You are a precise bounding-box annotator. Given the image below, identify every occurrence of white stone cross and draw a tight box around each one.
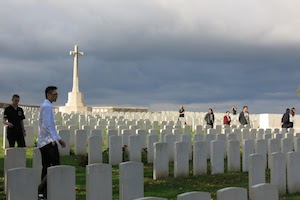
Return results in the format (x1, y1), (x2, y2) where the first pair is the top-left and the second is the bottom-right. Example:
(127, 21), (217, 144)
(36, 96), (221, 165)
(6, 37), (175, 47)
(70, 45), (84, 92)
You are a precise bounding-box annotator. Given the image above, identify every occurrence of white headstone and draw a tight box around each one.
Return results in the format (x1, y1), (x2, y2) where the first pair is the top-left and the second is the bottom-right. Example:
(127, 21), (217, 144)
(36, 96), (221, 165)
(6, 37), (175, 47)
(24, 125), (34, 147)
(181, 134), (192, 160)
(263, 133), (272, 141)
(193, 141), (207, 175)
(227, 140), (240, 172)
(242, 139), (255, 172)
(90, 129), (102, 138)
(226, 133), (237, 141)
(173, 128), (182, 141)
(183, 125), (191, 134)
(270, 152), (286, 195)
(68, 125), (78, 146)
(152, 121), (158, 130)
(249, 183), (278, 200)
(149, 129), (158, 135)
(3, 126), (9, 149)
(195, 125), (203, 134)
(273, 128), (280, 134)
(174, 142), (189, 177)
(119, 161), (144, 200)
(32, 147), (42, 179)
(75, 130), (87, 155)
(148, 134), (159, 164)
(86, 163), (112, 200)
(281, 138), (293, 154)
(295, 137), (300, 153)
(129, 135), (142, 162)
(107, 129), (118, 148)
(233, 129), (242, 141)
(268, 139), (280, 168)
(287, 152), (300, 194)
(88, 136), (102, 164)
(241, 128), (250, 141)
(165, 134), (175, 162)
(274, 133), (283, 140)
(7, 168), (39, 200)
(255, 139), (267, 169)
(205, 134), (216, 159)
(211, 140), (225, 174)
(193, 133), (204, 142)
(153, 142), (169, 180)
(47, 165), (76, 200)
(249, 153), (266, 189)
(137, 129), (147, 149)
(109, 135), (122, 165)
(217, 187), (247, 200)
(58, 130), (70, 156)
(177, 191), (211, 200)
(249, 129), (257, 140)
(4, 148), (26, 194)
(160, 129), (171, 142)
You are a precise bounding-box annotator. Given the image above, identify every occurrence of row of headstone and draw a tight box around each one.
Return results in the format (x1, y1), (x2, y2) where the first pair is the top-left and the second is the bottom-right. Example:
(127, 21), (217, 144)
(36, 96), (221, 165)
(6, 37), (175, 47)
(6, 160), (280, 200)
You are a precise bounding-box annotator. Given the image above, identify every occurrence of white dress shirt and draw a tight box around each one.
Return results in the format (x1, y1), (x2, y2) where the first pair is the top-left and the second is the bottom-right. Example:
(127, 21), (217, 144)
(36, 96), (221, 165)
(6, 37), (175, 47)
(37, 99), (61, 148)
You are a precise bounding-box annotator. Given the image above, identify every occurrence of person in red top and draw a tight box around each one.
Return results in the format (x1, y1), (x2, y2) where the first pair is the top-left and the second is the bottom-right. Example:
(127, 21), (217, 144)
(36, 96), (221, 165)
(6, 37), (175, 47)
(223, 111), (231, 125)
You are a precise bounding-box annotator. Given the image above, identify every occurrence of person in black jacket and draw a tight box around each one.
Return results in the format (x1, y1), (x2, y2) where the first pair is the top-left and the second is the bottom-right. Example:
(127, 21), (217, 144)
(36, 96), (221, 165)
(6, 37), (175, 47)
(281, 108), (291, 128)
(204, 108), (214, 128)
(3, 94), (26, 147)
(239, 106), (249, 125)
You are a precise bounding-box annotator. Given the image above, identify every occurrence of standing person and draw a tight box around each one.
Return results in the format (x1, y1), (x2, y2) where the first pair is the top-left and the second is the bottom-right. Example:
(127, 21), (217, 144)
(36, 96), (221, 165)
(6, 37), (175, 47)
(178, 105), (186, 125)
(204, 108), (215, 128)
(289, 107), (295, 128)
(239, 106), (250, 126)
(281, 108), (290, 128)
(223, 111), (231, 125)
(3, 94), (26, 147)
(231, 106), (237, 115)
(37, 86), (65, 199)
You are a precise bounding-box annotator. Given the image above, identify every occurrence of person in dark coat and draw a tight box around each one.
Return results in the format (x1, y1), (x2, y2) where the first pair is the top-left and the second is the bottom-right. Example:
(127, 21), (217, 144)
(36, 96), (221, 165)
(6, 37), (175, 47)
(231, 106), (237, 115)
(281, 108), (291, 128)
(204, 108), (215, 128)
(239, 106), (249, 125)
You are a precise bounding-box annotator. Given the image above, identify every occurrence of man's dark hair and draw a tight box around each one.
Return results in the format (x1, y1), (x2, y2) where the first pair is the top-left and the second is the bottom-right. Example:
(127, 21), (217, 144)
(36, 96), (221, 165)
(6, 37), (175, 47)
(45, 86), (57, 98)
(243, 106), (248, 109)
(12, 94), (20, 99)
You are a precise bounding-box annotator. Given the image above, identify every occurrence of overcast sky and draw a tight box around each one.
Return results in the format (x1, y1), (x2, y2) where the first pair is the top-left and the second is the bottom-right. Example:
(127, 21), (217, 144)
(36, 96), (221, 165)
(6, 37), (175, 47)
(1, 0), (300, 114)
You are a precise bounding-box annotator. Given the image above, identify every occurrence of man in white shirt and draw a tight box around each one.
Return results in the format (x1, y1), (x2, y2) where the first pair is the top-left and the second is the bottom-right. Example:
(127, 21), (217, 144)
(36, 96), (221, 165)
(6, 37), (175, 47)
(38, 86), (65, 199)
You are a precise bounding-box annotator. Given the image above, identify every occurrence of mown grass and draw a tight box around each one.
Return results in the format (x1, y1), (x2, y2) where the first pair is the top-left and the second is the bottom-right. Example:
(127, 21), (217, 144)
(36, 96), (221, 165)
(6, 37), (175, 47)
(1, 136), (300, 199)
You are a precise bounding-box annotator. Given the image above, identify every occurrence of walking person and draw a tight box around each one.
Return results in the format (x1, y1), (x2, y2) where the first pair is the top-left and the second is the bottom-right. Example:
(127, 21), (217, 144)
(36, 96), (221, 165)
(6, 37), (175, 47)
(231, 105), (237, 115)
(3, 94), (26, 147)
(204, 108), (215, 128)
(37, 86), (65, 199)
(239, 106), (250, 126)
(223, 111), (231, 125)
(289, 107), (296, 128)
(178, 105), (186, 125)
(281, 108), (290, 128)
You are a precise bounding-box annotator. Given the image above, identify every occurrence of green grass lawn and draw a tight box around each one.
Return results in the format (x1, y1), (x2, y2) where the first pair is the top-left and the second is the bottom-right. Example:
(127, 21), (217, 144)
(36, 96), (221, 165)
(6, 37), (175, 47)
(1, 137), (300, 199)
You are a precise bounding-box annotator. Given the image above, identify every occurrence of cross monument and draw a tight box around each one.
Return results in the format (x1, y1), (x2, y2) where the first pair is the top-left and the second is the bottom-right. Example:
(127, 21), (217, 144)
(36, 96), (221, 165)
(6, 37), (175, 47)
(59, 45), (92, 113)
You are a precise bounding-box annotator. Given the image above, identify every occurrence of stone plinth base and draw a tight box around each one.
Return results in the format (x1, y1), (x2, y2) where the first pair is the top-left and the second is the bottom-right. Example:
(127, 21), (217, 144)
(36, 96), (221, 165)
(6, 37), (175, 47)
(65, 91), (86, 107)
(59, 105), (92, 114)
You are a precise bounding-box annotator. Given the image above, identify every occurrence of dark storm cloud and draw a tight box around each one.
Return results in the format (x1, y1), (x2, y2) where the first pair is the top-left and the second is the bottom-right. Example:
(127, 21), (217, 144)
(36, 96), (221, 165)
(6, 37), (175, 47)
(1, 0), (300, 113)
